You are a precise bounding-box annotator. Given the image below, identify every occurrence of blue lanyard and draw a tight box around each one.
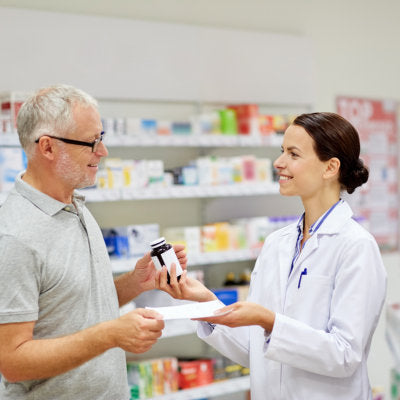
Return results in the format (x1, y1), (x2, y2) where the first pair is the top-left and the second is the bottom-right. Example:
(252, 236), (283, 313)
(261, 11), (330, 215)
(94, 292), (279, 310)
(289, 199), (342, 277)
(289, 225), (303, 277)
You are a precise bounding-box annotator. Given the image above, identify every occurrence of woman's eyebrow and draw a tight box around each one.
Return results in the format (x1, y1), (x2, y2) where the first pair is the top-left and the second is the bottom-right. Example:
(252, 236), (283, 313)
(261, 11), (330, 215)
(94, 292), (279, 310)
(282, 145), (302, 152)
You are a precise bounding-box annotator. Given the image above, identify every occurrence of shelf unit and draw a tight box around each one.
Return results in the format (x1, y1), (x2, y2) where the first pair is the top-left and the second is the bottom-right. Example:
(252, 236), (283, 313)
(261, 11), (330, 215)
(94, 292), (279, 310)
(1, 132), (281, 148)
(0, 85), (310, 400)
(100, 121), (300, 400)
(0, 133), (20, 147)
(0, 12), (316, 399)
(147, 375), (250, 400)
(105, 133), (283, 148)
(111, 247), (262, 274)
(80, 182), (279, 202)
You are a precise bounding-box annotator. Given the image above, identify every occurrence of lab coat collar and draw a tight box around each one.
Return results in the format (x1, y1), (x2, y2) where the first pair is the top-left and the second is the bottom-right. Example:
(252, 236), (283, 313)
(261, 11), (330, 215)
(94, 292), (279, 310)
(312, 200), (353, 235)
(279, 200), (354, 237)
(277, 200), (354, 302)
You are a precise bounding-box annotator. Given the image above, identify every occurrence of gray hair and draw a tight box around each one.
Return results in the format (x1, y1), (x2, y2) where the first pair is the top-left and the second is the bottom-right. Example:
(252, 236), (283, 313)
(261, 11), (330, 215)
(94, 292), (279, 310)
(17, 84), (98, 155)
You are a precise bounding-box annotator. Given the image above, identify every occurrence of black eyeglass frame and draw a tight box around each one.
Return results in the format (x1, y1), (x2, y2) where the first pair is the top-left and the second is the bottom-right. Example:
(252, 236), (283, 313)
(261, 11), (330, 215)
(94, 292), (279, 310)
(35, 131), (105, 153)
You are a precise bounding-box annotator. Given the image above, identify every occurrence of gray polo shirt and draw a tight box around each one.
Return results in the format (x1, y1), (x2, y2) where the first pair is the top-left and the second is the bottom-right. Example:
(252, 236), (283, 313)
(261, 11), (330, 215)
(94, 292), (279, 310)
(0, 174), (129, 399)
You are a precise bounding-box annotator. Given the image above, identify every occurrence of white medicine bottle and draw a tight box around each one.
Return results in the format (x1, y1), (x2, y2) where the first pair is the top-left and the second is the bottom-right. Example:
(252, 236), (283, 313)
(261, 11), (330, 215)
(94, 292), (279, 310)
(150, 237), (183, 283)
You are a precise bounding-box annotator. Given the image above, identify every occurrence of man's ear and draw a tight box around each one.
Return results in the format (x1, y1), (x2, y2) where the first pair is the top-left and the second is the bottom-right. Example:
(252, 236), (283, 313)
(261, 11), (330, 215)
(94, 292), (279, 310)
(323, 157), (340, 179)
(36, 137), (56, 160)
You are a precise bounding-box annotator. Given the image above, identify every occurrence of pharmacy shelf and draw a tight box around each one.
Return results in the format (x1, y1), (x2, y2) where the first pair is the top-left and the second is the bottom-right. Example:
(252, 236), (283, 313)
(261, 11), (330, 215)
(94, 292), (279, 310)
(105, 133), (282, 147)
(1, 180), (279, 206)
(0, 133), (283, 148)
(0, 185), (273, 206)
(189, 248), (261, 265)
(111, 248), (262, 274)
(80, 182), (279, 202)
(0, 133), (20, 147)
(146, 375), (250, 400)
(0, 185), (279, 206)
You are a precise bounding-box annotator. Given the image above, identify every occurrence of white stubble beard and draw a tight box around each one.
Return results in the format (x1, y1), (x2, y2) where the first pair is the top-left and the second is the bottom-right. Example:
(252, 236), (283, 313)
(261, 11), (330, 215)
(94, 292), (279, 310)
(54, 150), (96, 190)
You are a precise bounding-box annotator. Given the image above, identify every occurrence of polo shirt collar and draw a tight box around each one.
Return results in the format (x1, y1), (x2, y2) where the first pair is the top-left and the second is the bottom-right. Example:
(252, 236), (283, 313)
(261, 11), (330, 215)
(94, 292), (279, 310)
(14, 172), (86, 217)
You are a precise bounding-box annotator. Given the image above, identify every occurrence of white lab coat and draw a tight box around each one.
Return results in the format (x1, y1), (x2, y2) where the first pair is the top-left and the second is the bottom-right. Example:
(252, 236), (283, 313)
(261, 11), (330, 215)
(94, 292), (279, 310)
(198, 201), (386, 400)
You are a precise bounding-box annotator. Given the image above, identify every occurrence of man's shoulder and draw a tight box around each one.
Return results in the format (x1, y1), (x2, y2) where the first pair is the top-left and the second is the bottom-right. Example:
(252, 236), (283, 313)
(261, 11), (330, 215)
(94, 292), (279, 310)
(0, 190), (42, 236)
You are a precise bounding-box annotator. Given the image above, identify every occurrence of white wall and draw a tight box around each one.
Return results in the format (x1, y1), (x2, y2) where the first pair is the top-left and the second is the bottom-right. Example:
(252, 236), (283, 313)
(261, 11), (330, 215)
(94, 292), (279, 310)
(1, 0), (400, 110)
(0, 7), (315, 107)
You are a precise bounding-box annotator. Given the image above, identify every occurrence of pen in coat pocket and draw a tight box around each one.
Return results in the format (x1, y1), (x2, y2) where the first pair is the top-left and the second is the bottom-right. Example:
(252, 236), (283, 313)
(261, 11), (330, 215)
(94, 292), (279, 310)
(298, 268), (307, 289)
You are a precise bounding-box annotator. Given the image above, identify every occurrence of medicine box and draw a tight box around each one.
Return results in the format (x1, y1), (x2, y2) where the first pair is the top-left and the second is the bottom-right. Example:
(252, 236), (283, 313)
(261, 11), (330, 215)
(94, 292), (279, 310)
(178, 359), (214, 389)
(102, 227), (130, 258)
(128, 224), (160, 257)
(212, 286), (249, 306)
(102, 224), (159, 258)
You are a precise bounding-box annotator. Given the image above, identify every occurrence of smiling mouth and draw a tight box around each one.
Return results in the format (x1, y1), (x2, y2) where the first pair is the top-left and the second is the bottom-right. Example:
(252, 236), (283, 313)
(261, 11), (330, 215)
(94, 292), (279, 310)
(279, 175), (292, 181)
(88, 164), (98, 168)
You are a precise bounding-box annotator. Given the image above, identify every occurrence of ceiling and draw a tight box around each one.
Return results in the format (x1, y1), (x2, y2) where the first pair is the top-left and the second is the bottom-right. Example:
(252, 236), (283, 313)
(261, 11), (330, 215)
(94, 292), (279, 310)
(0, 0), (308, 35)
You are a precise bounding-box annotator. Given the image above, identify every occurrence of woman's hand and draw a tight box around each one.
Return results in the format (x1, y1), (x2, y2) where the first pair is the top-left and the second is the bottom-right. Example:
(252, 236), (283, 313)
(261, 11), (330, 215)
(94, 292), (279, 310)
(173, 244), (188, 271)
(195, 301), (275, 332)
(156, 264), (217, 303)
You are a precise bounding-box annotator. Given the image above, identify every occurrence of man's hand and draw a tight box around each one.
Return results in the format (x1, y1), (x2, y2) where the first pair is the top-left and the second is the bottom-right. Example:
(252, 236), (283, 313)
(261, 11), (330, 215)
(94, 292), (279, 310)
(132, 253), (156, 293)
(112, 308), (165, 354)
(172, 244), (188, 271)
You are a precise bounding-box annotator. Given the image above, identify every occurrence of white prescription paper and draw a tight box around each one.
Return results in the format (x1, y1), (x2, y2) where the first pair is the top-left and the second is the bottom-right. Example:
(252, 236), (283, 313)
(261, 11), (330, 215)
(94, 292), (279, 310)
(146, 300), (225, 320)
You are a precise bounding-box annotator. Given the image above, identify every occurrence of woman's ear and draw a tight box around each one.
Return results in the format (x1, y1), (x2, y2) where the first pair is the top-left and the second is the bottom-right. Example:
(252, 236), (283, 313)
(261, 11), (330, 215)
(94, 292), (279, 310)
(323, 157), (340, 179)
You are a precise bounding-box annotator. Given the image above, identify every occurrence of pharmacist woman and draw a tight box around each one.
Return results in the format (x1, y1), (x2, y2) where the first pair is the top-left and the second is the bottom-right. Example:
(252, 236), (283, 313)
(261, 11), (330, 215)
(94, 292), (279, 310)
(157, 112), (387, 400)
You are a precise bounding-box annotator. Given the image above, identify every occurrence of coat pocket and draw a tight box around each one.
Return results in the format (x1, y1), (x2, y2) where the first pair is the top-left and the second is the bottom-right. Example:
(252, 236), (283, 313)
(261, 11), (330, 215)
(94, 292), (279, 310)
(285, 274), (333, 330)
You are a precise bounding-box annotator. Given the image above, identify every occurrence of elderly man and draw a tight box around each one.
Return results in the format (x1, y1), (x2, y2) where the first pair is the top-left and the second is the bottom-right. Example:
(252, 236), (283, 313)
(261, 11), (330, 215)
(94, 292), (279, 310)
(0, 84), (186, 399)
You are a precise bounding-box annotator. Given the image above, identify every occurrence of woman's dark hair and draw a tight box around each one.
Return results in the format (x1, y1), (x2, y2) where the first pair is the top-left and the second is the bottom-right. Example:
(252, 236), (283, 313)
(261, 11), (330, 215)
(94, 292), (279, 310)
(292, 112), (369, 194)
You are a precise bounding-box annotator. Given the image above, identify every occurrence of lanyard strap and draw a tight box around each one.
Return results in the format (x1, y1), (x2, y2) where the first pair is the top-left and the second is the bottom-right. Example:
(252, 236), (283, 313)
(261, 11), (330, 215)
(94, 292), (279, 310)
(289, 199), (342, 277)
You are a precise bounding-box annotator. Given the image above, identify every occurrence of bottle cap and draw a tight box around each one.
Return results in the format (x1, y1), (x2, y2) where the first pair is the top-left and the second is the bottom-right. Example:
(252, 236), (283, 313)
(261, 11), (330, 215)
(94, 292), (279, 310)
(150, 237), (166, 248)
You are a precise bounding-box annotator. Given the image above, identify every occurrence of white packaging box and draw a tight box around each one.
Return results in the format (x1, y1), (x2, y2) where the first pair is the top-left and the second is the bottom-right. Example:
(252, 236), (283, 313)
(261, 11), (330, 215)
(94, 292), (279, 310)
(256, 157), (272, 182)
(184, 226), (201, 255)
(147, 160), (164, 186)
(131, 160), (149, 188)
(104, 158), (124, 189)
(128, 224), (160, 258)
(125, 117), (142, 137)
(101, 117), (116, 136)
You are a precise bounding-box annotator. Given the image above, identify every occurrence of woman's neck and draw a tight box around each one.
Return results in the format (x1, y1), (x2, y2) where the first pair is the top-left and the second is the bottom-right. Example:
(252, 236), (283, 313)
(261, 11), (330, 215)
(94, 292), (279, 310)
(302, 195), (340, 233)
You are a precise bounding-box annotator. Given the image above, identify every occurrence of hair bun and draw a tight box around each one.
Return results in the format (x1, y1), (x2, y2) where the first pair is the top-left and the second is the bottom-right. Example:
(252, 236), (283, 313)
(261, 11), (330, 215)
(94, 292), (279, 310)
(343, 158), (369, 194)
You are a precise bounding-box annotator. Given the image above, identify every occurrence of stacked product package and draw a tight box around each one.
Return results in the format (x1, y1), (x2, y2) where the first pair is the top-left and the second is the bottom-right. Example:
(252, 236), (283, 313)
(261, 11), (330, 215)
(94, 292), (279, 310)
(101, 104), (293, 139)
(127, 355), (249, 400)
(94, 154), (273, 191)
(127, 357), (179, 400)
(102, 224), (160, 259)
(102, 216), (298, 261)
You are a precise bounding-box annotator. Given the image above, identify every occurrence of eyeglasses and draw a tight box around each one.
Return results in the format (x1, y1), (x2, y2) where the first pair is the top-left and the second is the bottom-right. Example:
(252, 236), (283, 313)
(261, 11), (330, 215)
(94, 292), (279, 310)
(35, 131), (106, 153)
